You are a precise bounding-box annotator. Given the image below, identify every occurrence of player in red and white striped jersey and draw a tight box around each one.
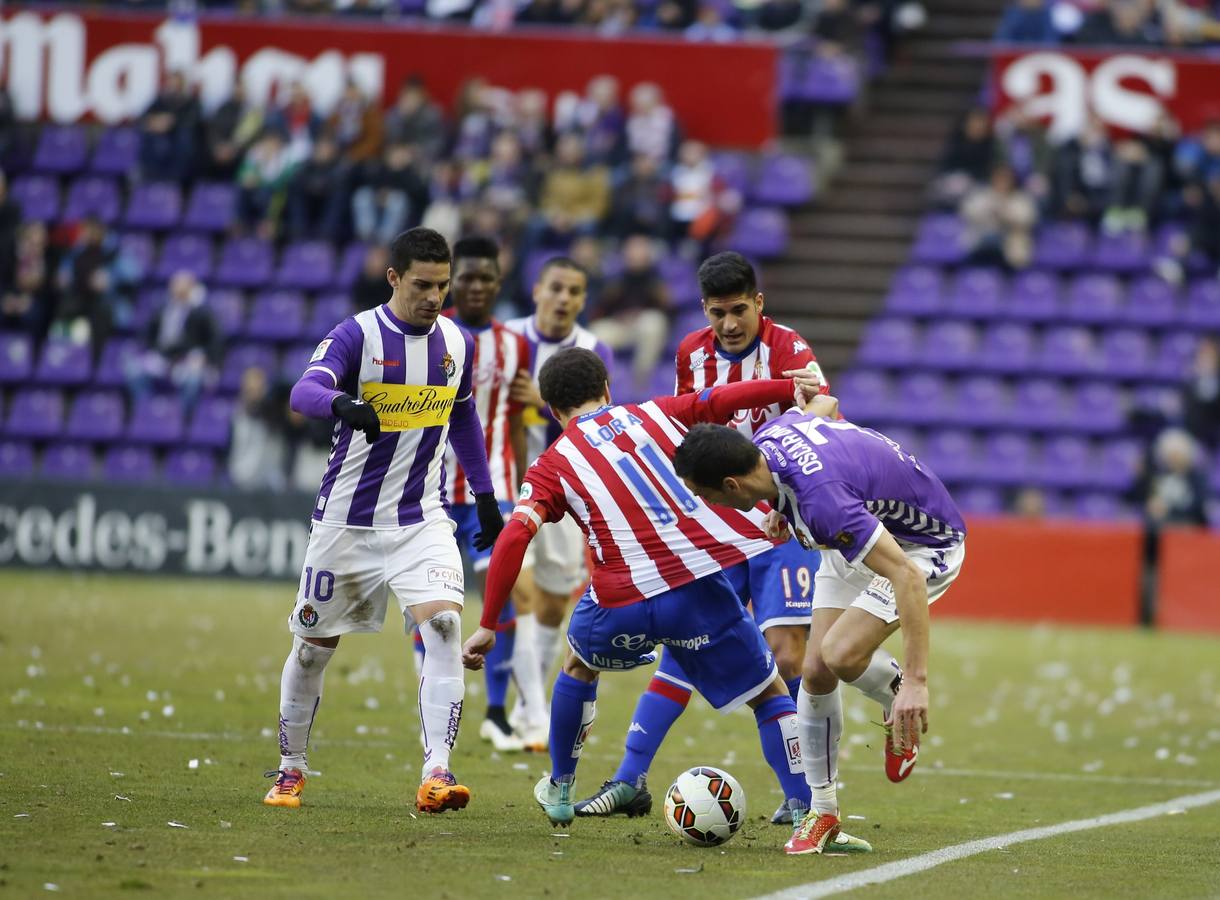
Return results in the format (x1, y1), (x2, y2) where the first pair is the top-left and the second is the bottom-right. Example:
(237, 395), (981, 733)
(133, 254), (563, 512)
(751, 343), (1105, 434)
(461, 348), (827, 842)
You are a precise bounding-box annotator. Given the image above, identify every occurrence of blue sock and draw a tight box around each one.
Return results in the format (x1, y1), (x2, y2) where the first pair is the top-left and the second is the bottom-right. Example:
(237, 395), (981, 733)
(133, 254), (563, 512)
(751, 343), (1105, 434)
(484, 602), (515, 710)
(549, 671), (598, 782)
(613, 659), (691, 784)
(754, 694), (811, 807)
(786, 677), (802, 702)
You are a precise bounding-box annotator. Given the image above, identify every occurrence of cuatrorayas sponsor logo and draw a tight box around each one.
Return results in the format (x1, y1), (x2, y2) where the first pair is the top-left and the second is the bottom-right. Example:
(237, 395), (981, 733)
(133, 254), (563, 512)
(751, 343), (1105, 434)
(359, 383), (456, 430)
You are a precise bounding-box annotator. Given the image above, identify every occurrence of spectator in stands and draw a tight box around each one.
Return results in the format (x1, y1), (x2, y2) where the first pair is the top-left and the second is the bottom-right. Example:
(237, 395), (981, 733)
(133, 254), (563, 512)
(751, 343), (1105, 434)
(933, 107), (998, 207)
(555, 76), (626, 165)
(994, 109), (1050, 198)
(517, 0), (586, 25)
(466, 132), (535, 224)
(669, 139), (736, 250)
(451, 79), (499, 162)
(1154, 121), (1220, 283)
(960, 164), (1038, 270)
(203, 82), (266, 179)
(512, 89), (553, 159)
(1174, 120), (1220, 193)
(419, 160), (463, 241)
(995, 0), (1059, 43)
(228, 366), (289, 492)
(286, 405), (334, 492)
(1011, 486), (1048, 518)
(589, 234), (671, 388)
(1160, 0), (1220, 44)
(1, 222), (54, 338)
(1101, 137), (1162, 233)
(236, 130), (296, 237)
(757, 0), (803, 31)
(0, 170), (19, 282)
(352, 245), (391, 312)
(569, 234), (606, 314)
(626, 83), (678, 165)
(610, 152), (670, 238)
(0, 93), (14, 166)
(530, 132), (611, 247)
(139, 70), (201, 182)
(352, 141), (430, 245)
(1072, 0), (1162, 45)
(53, 219), (139, 356)
(655, 0), (698, 29)
(1183, 337), (1220, 450)
(126, 270), (220, 412)
(812, 0), (860, 55)
(285, 135), (349, 241)
(274, 83), (322, 166)
(1136, 428), (1209, 527)
(1050, 113), (1113, 221)
(384, 76), (447, 162)
(327, 81), (384, 164)
(685, 3), (738, 41)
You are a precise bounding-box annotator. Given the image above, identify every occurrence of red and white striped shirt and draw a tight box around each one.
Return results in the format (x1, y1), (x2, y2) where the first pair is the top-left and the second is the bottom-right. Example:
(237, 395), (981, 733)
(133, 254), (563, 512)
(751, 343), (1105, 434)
(443, 316), (531, 504)
(675, 316), (825, 436)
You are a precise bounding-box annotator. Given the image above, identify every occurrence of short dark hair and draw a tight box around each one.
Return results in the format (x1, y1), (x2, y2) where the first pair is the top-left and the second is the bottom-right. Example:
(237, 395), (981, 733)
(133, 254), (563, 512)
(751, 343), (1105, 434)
(538, 348), (608, 414)
(672, 424), (762, 488)
(698, 252), (756, 300)
(537, 256), (587, 285)
(452, 235), (501, 272)
(389, 227), (451, 275)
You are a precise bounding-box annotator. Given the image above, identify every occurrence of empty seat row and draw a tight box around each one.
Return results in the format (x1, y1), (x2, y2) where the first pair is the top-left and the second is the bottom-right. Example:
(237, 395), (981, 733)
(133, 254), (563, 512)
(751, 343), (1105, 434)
(0, 439), (219, 486)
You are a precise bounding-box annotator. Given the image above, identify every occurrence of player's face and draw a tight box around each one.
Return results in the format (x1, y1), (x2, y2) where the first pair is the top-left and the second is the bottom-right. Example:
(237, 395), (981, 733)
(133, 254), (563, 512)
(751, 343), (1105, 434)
(533, 266), (587, 338)
(704, 293), (763, 354)
(451, 257), (501, 326)
(684, 476), (753, 511)
(389, 260), (451, 328)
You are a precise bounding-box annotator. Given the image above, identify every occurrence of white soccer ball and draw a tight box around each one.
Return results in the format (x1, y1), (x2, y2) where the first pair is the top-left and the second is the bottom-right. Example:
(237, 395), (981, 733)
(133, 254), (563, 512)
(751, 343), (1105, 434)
(662, 766), (745, 847)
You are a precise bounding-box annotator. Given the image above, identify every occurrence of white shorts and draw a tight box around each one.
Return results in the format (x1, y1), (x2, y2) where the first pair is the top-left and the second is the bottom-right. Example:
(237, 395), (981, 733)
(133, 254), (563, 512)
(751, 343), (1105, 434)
(288, 519), (464, 638)
(532, 515), (586, 596)
(813, 527), (966, 625)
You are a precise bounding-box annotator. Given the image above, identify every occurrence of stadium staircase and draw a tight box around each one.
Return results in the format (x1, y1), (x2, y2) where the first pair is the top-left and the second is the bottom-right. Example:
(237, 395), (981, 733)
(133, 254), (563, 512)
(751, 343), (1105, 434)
(765, 0), (1008, 380)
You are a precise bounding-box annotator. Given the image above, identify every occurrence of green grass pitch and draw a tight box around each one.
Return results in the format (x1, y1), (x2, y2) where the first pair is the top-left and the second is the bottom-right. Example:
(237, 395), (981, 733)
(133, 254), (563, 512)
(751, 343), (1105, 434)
(3, 569), (1219, 898)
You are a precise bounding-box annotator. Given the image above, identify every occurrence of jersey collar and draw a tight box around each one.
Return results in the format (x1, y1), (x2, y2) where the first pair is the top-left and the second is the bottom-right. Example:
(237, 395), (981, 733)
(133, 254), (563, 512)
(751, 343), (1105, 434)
(529, 317), (575, 345)
(379, 304), (434, 336)
(574, 404), (612, 423)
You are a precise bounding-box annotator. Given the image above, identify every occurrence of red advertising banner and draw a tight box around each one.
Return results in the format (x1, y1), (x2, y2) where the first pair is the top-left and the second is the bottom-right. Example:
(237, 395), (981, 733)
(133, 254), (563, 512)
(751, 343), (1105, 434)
(0, 8), (778, 148)
(992, 48), (1220, 138)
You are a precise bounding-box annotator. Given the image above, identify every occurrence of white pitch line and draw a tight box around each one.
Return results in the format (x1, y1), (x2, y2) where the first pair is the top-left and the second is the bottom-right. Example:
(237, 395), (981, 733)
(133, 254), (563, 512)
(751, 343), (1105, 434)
(837, 763), (1216, 790)
(753, 788), (1220, 900)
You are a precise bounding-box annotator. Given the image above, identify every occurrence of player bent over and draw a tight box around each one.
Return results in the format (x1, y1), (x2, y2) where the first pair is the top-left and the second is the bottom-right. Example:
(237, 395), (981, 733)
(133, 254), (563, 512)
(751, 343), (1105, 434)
(462, 348), (866, 852)
(673, 396), (967, 854)
(262, 228), (503, 813)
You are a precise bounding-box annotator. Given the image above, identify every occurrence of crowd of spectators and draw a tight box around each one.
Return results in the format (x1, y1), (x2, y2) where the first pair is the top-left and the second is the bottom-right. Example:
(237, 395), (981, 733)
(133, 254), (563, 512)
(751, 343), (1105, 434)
(996, 0), (1220, 47)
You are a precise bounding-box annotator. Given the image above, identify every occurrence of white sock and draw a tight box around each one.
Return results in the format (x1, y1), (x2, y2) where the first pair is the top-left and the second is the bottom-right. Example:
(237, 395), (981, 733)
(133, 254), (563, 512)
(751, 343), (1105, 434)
(278, 637), (335, 771)
(797, 685), (842, 815)
(418, 610), (465, 779)
(536, 622), (563, 681)
(846, 649), (903, 721)
(512, 613), (549, 729)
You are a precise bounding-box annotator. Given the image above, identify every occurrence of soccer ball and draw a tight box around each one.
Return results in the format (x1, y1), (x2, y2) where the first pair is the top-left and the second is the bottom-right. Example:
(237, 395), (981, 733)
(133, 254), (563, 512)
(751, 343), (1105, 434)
(662, 766), (745, 847)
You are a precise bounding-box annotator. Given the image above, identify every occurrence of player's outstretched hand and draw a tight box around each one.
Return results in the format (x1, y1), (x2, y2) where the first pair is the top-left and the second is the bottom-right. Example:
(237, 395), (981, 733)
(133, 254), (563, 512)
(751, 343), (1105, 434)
(462, 626), (496, 670)
(762, 509), (791, 542)
(889, 680), (929, 754)
(332, 395), (381, 444)
(508, 369), (544, 409)
(472, 492), (505, 551)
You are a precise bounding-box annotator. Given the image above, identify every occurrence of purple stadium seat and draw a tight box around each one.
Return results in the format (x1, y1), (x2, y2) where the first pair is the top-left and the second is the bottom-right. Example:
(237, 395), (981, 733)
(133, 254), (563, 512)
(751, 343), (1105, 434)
(0, 441), (36, 479)
(1037, 435), (1092, 489)
(1153, 331), (1199, 382)
(974, 432), (1033, 486)
(41, 443), (97, 481)
(156, 233), (215, 281)
(280, 343), (317, 383)
(944, 267), (1004, 320)
(955, 485), (1003, 515)
(1010, 378), (1070, 431)
(1124, 276), (1179, 328)
(877, 426), (921, 458)
(751, 154), (814, 207)
(723, 208), (788, 258)
(659, 256), (700, 307)
(910, 214), (966, 265)
(919, 320), (978, 371)
(779, 52), (860, 104)
(1068, 381), (1125, 435)
(35, 337), (93, 387)
(1183, 280), (1220, 330)
(164, 448), (217, 486)
(103, 445), (157, 483)
(126, 395), (185, 445)
(889, 373), (949, 425)
(220, 344), (279, 391)
(247, 291), (306, 342)
(130, 288), (166, 335)
(94, 338), (141, 389)
(828, 370), (891, 423)
(1131, 383), (1182, 419)
(118, 232), (156, 280)
(64, 390), (126, 443)
(9, 175), (60, 222)
(1093, 438), (1142, 491)
(1076, 493), (1132, 520)
(711, 153), (753, 195)
(187, 395), (235, 449)
(276, 241), (335, 291)
(90, 127), (140, 176)
(1063, 274), (1122, 325)
(124, 182), (182, 230)
(1006, 270), (1061, 322)
(1099, 329), (1153, 380)
(976, 322), (1034, 374)
(32, 125), (89, 175)
(921, 429), (976, 482)
(5, 387), (64, 441)
(857, 318), (919, 368)
(182, 182), (237, 232)
(207, 289), (247, 338)
(1091, 231), (1150, 273)
(0, 333), (35, 384)
(62, 176), (122, 225)
(1037, 326), (1102, 377)
(885, 267), (943, 317)
(309, 293), (355, 339)
(334, 243), (370, 289)
(1033, 221), (1091, 270)
(215, 237), (274, 288)
(947, 375), (1010, 428)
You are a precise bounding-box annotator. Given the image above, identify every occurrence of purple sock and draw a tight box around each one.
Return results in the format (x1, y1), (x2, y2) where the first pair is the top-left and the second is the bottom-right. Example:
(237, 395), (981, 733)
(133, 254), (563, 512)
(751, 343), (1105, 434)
(754, 694), (811, 807)
(549, 671), (598, 782)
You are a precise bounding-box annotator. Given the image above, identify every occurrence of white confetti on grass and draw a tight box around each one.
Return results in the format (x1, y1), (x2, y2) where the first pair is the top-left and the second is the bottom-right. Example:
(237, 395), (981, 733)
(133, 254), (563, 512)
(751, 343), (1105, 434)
(233, 856), (249, 863)
(168, 821), (189, 828)
(188, 759), (199, 770)
(43, 884), (59, 892)
(995, 792), (1015, 800)
(102, 822), (117, 827)
(115, 795), (132, 802)
(494, 875), (513, 882)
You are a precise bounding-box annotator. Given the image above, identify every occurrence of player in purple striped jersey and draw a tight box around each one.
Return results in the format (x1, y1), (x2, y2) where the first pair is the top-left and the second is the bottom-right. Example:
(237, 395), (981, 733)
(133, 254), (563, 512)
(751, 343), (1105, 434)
(262, 228), (504, 814)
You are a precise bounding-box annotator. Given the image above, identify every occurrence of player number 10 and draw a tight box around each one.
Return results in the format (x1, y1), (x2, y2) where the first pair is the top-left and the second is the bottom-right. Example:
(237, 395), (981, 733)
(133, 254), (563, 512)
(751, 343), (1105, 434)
(301, 567), (336, 602)
(781, 566), (812, 599)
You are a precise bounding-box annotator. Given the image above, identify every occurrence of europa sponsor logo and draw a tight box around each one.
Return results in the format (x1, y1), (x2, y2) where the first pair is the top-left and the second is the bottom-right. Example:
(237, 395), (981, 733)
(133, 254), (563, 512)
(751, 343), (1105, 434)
(658, 634), (710, 651)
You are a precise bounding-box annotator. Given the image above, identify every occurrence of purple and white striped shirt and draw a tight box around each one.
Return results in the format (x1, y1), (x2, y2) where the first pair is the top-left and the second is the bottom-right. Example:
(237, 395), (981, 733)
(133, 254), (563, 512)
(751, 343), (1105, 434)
(293, 304), (492, 529)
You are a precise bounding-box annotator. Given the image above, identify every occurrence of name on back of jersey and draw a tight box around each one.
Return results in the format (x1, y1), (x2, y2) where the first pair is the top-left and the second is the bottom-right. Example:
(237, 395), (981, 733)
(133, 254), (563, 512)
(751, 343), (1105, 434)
(758, 423), (824, 475)
(583, 411), (643, 447)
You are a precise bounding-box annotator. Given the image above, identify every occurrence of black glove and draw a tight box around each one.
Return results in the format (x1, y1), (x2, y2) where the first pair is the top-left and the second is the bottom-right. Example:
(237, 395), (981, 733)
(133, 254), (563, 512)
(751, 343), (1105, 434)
(472, 492), (505, 552)
(332, 395), (380, 445)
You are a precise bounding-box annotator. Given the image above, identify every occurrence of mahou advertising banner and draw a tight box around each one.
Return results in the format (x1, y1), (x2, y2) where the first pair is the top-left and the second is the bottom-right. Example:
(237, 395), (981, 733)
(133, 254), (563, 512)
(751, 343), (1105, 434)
(0, 8), (779, 147)
(993, 48), (1220, 139)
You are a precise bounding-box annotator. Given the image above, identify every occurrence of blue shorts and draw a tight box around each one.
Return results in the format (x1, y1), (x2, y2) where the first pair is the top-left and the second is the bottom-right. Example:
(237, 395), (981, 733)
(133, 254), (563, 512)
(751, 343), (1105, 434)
(725, 540), (819, 632)
(449, 500), (513, 571)
(565, 572), (779, 712)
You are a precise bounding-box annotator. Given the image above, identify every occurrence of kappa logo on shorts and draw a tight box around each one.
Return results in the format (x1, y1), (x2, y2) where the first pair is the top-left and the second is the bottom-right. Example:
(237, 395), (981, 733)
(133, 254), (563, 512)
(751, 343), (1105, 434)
(298, 604), (319, 628)
(427, 567), (463, 590)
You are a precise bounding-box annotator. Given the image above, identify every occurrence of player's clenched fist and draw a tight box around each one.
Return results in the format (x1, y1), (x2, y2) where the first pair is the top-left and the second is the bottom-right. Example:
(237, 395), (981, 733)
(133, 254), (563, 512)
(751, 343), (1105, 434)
(331, 395), (381, 444)
(462, 626), (497, 670)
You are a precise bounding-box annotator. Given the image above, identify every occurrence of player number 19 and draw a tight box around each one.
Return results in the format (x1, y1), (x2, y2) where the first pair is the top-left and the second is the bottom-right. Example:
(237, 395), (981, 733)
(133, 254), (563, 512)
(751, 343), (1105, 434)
(781, 566), (812, 599)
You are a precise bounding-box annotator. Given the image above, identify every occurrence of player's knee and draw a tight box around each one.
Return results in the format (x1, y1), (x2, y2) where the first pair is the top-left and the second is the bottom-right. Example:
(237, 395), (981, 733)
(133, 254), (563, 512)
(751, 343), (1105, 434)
(819, 632), (866, 679)
(423, 610), (462, 646)
(295, 636), (336, 670)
